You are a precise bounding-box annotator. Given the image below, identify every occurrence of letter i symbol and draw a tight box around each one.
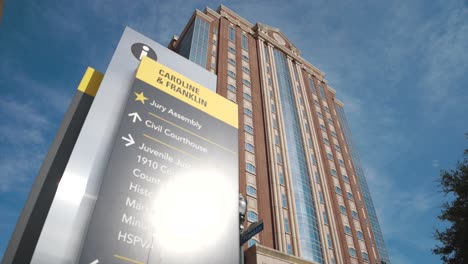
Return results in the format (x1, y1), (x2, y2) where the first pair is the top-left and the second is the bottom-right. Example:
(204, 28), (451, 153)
(139, 45), (150, 60)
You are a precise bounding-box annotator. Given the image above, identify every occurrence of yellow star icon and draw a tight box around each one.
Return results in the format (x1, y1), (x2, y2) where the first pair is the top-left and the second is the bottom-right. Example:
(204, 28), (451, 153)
(134, 91), (148, 104)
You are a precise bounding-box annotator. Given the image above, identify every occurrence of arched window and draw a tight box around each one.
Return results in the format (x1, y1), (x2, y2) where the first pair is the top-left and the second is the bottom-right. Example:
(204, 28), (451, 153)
(362, 252), (369, 261)
(244, 124), (254, 134)
(247, 211), (258, 222)
(246, 163), (256, 174)
(247, 185), (257, 197)
(245, 142), (255, 153)
(335, 186), (342, 195)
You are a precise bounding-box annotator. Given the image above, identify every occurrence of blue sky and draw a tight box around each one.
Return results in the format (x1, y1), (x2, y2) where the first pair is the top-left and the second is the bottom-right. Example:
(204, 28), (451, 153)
(0, 0), (467, 263)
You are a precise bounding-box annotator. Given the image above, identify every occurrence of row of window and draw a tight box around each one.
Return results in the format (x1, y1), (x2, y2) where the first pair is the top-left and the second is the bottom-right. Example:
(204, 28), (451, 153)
(339, 205), (359, 219)
(349, 248), (369, 261)
(228, 26), (249, 51)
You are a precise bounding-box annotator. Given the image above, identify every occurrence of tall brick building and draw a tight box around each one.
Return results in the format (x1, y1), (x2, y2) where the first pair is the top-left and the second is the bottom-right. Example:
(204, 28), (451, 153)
(168, 5), (390, 264)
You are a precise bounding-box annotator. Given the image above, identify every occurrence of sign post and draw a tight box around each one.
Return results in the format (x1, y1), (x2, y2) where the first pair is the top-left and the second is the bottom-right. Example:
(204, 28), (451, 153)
(78, 57), (239, 264)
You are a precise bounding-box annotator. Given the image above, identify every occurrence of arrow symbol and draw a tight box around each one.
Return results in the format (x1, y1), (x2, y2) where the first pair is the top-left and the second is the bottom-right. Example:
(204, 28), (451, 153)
(122, 134), (135, 147)
(90, 259), (99, 264)
(128, 112), (142, 123)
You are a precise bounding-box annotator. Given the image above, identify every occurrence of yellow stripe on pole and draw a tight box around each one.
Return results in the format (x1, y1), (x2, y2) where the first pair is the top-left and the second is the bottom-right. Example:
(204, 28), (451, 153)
(77, 67), (104, 97)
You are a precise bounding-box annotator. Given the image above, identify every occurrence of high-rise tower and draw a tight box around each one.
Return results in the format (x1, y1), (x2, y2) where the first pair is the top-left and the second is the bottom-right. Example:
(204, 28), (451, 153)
(169, 6), (390, 264)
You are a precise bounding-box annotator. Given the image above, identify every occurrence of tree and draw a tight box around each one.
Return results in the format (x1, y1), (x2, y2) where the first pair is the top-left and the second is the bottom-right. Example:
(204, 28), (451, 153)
(433, 146), (468, 264)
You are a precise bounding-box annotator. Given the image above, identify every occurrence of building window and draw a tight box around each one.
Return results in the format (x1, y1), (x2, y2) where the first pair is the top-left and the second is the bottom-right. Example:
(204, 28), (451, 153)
(331, 131), (337, 138)
(264, 46), (269, 62)
(323, 211), (328, 225)
(242, 79), (251, 87)
(315, 171), (320, 183)
(357, 230), (364, 240)
(349, 248), (357, 258)
(242, 55), (249, 62)
(317, 112), (323, 119)
(338, 159), (344, 166)
(344, 225), (351, 235)
(275, 135), (280, 145)
(228, 46), (236, 54)
(362, 252), (369, 261)
(335, 186), (342, 195)
(242, 34), (248, 50)
(244, 124), (254, 134)
(279, 172), (285, 185)
(308, 138), (313, 148)
(318, 191), (324, 203)
(277, 153), (282, 165)
(327, 153), (333, 160)
(287, 243), (292, 255)
(327, 233), (333, 248)
(227, 84), (236, 93)
(328, 118), (333, 124)
(246, 163), (256, 174)
(324, 138), (330, 146)
(247, 211), (258, 222)
(342, 175), (350, 183)
(229, 26), (235, 42)
(281, 193), (287, 208)
(331, 169), (337, 176)
(284, 217), (290, 233)
(243, 92), (252, 101)
(244, 108), (253, 117)
(352, 210), (359, 219)
(267, 78), (272, 86)
(308, 78), (316, 95)
(324, 106), (330, 113)
(347, 192), (354, 201)
(247, 185), (257, 197)
(242, 66), (250, 74)
(320, 124), (327, 131)
(339, 205), (347, 214)
(318, 85), (326, 99)
(334, 144), (341, 152)
(245, 142), (255, 153)
(271, 104), (276, 113)
(304, 125), (309, 133)
(273, 118), (278, 129)
(228, 70), (236, 78)
(248, 239), (258, 248)
(228, 58), (236, 65)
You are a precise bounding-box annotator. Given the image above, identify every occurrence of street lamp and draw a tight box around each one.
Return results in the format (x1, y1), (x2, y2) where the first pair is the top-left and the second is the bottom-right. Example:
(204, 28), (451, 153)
(239, 194), (247, 264)
(239, 194), (247, 232)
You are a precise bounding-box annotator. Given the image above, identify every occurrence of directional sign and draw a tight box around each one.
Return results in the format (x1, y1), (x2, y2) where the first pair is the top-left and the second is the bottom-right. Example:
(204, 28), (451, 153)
(128, 112), (142, 123)
(78, 57), (239, 264)
(121, 134), (135, 147)
(240, 220), (264, 246)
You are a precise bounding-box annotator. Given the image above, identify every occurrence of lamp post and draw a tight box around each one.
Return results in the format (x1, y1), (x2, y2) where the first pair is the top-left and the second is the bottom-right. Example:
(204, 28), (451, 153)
(239, 194), (247, 264)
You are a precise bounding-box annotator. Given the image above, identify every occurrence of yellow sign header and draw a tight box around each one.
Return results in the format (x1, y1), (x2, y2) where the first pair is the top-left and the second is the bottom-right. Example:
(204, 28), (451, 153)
(136, 57), (238, 128)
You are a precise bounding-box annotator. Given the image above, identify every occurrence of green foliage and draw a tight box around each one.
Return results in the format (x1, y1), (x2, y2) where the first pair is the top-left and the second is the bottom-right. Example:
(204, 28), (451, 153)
(433, 147), (468, 264)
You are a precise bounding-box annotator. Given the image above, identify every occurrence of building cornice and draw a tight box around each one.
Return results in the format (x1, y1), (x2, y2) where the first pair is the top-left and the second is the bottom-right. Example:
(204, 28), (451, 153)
(205, 7), (220, 19)
(254, 27), (325, 79)
(335, 99), (345, 107)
